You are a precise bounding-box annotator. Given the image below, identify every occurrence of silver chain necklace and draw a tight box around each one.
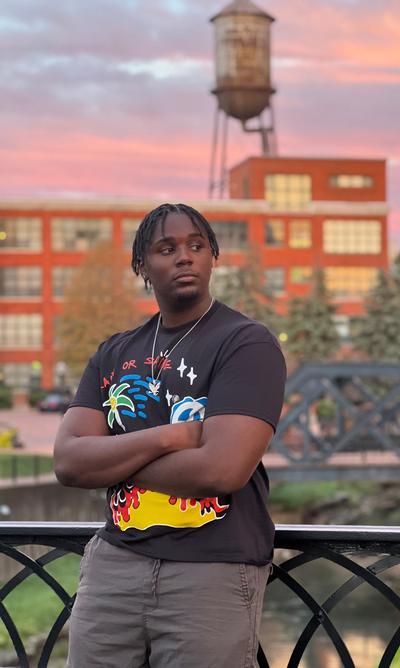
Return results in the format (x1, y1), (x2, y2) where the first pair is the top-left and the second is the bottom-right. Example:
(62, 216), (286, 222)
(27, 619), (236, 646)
(149, 298), (215, 396)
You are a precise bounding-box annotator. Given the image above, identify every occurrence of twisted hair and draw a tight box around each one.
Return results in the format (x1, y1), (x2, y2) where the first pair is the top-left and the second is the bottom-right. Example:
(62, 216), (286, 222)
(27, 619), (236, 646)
(132, 203), (219, 289)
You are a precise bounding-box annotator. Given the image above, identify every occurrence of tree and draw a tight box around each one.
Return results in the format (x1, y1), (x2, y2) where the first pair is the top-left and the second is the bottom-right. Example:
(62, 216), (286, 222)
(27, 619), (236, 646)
(284, 269), (340, 363)
(58, 243), (142, 379)
(355, 256), (400, 362)
(212, 248), (282, 335)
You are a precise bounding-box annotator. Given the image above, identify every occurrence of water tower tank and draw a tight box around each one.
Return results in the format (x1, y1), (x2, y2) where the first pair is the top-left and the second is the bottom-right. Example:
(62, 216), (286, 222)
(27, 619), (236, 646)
(210, 0), (275, 121)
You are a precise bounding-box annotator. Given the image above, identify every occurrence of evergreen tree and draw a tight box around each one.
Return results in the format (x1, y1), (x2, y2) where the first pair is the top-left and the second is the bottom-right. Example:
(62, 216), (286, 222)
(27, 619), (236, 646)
(355, 258), (400, 362)
(58, 242), (142, 379)
(212, 248), (282, 335)
(284, 269), (340, 363)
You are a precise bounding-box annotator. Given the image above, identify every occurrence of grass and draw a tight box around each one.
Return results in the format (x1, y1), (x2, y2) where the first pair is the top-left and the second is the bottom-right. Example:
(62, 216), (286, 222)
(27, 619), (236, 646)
(392, 649), (400, 667)
(375, 649), (400, 668)
(0, 553), (80, 650)
(269, 480), (382, 512)
(0, 453), (53, 479)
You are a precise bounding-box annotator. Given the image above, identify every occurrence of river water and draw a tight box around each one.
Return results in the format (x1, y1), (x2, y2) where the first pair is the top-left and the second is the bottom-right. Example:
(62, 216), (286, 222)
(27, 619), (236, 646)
(259, 552), (399, 668)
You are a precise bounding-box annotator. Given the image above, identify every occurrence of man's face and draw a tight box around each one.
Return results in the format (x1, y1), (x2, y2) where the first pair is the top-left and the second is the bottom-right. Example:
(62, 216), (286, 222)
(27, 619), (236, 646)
(142, 212), (213, 307)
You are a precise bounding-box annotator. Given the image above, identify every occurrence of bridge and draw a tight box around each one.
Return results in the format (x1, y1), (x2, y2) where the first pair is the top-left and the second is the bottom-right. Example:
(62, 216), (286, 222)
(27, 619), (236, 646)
(265, 363), (400, 482)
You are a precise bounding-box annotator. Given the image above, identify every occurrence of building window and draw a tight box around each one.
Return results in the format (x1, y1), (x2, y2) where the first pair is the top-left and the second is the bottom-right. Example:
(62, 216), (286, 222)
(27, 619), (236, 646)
(210, 264), (239, 288)
(51, 218), (112, 251)
(210, 265), (243, 302)
(265, 267), (285, 295)
(265, 220), (284, 247)
(0, 363), (38, 390)
(325, 267), (378, 299)
(210, 221), (248, 250)
(0, 314), (42, 349)
(289, 220), (312, 249)
(290, 267), (313, 285)
(0, 267), (42, 298)
(122, 219), (141, 251)
(52, 267), (78, 298)
(265, 174), (311, 210)
(323, 220), (381, 254)
(330, 175), (374, 189)
(0, 217), (42, 251)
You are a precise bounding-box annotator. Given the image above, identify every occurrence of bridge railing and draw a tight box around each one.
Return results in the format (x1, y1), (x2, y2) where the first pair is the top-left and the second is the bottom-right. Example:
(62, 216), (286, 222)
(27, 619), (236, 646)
(272, 363), (400, 479)
(0, 522), (398, 668)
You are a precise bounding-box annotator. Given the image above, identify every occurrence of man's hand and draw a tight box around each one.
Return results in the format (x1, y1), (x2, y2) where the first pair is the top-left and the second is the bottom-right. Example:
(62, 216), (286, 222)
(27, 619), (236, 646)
(166, 421), (203, 451)
(133, 414), (275, 498)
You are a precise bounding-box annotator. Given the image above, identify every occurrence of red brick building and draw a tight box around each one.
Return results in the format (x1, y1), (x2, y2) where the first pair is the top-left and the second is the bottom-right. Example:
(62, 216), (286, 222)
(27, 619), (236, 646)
(0, 156), (388, 390)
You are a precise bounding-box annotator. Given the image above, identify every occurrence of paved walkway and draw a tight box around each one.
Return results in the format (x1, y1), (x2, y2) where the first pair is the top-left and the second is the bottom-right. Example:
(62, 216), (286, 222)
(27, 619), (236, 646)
(0, 408), (62, 454)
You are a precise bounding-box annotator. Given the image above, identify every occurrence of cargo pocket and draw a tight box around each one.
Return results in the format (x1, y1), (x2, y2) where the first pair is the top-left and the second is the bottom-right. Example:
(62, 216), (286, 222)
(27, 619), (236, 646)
(78, 534), (97, 583)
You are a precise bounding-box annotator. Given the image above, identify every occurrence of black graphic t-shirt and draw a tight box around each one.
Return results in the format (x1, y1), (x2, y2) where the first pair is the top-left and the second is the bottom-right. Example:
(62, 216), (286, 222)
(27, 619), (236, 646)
(70, 301), (286, 565)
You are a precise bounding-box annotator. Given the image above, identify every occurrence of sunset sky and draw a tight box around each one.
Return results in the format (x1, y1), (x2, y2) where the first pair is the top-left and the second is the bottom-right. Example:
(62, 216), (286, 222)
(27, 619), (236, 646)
(0, 0), (399, 250)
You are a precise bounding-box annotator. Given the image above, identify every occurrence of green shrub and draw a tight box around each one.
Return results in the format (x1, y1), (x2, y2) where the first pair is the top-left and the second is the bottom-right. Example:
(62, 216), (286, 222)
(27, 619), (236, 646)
(315, 397), (337, 421)
(269, 481), (381, 512)
(28, 387), (47, 408)
(0, 384), (12, 409)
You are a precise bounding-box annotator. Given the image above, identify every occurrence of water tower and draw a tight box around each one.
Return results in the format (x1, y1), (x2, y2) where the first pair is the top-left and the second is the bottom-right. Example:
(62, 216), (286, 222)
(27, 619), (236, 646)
(208, 0), (276, 197)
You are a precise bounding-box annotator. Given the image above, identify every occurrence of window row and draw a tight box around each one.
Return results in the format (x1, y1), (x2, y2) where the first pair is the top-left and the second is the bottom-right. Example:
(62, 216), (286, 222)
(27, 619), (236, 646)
(211, 266), (378, 297)
(265, 219), (382, 253)
(0, 217), (142, 252)
(0, 266), (152, 299)
(0, 216), (383, 254)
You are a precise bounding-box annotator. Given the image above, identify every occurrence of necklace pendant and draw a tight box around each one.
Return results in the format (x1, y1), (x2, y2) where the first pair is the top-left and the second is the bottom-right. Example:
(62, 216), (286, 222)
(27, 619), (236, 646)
(149, 380), (161, 396)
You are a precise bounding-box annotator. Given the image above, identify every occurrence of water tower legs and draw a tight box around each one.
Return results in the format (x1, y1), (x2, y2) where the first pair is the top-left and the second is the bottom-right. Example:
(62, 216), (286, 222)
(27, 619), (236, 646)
(242, 102), (277, 156)
(208, 106), (229, 199)
(208, 100), (277, 198)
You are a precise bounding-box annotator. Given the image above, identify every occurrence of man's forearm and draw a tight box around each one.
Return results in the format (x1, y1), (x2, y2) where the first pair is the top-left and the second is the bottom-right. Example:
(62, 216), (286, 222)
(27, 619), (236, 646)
(54, 417), (201, 489)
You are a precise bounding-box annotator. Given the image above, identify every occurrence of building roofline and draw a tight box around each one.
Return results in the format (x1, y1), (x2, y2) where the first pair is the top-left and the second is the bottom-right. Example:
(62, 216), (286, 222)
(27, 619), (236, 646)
(0, 197), (389, 216)
(231, 155), (387, 169)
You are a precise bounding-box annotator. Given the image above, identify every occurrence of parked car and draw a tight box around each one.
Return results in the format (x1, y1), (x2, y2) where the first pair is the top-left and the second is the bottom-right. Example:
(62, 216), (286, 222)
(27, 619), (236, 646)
(0, 422), (24, 449)
(37, 392), (72, 413)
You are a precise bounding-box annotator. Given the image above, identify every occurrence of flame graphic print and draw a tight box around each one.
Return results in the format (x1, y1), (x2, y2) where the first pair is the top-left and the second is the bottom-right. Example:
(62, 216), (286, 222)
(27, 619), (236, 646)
(110, 395), (230, 531)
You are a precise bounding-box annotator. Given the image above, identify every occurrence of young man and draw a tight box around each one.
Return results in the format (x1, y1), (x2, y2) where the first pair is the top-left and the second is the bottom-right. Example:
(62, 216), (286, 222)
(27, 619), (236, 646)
(54, 202), (286, 668)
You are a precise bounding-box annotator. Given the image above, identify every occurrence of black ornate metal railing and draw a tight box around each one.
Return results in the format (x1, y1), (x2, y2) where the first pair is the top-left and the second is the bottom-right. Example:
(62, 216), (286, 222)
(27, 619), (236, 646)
(0, 523), (398, 667)
(273, 363), (400, 470)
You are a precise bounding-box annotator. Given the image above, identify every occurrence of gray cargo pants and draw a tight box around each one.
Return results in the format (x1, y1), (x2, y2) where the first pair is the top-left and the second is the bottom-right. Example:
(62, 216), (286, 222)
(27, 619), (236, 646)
(67, 535), (271, 668)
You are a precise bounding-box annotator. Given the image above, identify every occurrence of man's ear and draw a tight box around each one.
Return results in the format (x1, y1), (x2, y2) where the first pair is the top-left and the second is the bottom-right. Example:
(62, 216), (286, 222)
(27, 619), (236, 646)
(139, 262), (152, 291)
(139, 261), (148, 282)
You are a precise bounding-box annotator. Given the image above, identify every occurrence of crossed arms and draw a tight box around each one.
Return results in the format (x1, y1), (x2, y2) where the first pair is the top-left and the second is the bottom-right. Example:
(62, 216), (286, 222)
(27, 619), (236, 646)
(54, 408), (274, 497)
